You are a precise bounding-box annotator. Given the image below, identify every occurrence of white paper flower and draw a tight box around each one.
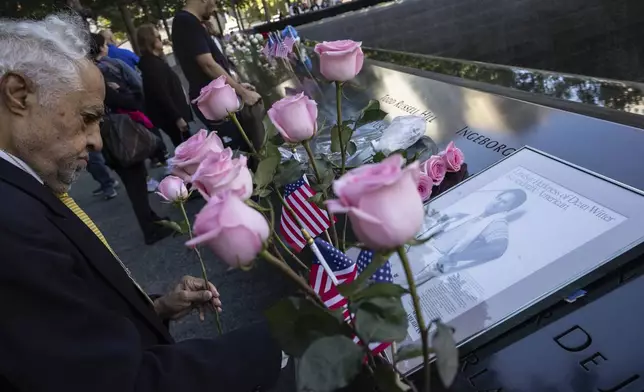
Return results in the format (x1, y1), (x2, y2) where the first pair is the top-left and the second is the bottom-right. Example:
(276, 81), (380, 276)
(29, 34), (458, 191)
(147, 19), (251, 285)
(250, 37), (258, 45)
(254, 33), (263, 41)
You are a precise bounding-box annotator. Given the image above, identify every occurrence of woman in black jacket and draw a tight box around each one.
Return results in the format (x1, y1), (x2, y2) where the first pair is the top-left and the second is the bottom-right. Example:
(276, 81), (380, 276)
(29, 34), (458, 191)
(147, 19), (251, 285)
(136, 24), (193, 147)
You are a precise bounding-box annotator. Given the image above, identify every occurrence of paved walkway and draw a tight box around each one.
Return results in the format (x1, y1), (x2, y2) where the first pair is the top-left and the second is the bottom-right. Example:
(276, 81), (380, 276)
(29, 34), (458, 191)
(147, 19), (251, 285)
(69, 142), (296, 390)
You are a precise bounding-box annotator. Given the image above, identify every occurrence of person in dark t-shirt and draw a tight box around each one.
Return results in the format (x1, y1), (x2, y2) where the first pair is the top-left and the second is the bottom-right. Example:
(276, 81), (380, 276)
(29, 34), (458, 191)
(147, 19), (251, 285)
(171, 0), (260, 150)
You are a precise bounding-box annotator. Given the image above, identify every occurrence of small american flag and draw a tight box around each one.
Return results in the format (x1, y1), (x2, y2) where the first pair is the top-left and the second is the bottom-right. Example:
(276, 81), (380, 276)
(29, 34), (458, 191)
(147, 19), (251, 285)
(310, 238), (357, 316)
(261, 42), (272, 57)
(283, 36), (296, 54)
(355, 249), (394, 355)
(311, 241), (394, 355)
(279, 176), (333, 252)
(274, 40), (289, 58)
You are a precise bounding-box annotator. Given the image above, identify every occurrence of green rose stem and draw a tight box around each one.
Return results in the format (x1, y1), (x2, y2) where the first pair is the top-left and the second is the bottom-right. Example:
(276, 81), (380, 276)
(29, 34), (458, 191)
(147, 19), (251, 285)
(179, 201), (223, 335)
(335, 81), (346, 176)
(273, 233), (310, 272)
(229, 112), (258, 155)
(259, 250), (324, 307)
(396, 246), (430, 392)
(302, 140), (339, 248)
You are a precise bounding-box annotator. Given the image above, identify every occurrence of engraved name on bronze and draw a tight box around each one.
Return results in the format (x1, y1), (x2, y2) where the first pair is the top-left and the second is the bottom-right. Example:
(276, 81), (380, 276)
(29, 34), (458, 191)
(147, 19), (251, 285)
(455, 127), (518, 157)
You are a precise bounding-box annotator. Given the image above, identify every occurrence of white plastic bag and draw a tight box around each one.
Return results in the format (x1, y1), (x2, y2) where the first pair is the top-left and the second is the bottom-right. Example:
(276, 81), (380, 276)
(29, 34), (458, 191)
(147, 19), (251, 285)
(371, 115), (426, 155)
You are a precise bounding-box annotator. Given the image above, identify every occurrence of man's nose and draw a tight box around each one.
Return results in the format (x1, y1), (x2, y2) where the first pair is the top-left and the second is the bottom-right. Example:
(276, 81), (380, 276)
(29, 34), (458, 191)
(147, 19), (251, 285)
(87, 123), (103, 152)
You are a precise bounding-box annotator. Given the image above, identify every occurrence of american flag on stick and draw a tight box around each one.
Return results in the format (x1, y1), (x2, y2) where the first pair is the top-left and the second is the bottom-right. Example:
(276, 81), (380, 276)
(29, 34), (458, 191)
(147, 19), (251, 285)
(279, 176), (333, 252)
(311, 240), (394, 355)
(310, 238), (357, 319)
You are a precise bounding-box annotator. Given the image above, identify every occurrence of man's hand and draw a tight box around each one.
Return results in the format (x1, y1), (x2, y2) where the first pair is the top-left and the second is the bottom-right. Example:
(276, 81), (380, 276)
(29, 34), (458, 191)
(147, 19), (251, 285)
(176, 118), (189, 133)
(240, 82), (256, 91)
(153, 276), (222, 321)
(241, 89), (261, 106)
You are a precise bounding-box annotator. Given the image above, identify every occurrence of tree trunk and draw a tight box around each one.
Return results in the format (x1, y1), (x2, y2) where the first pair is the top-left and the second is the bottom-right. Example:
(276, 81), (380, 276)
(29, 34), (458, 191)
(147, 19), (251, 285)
(118, 3), (140, 55)
(233, 5), (245, 31)
(153, 0), (171, 37)
(261, 0), (270, 22)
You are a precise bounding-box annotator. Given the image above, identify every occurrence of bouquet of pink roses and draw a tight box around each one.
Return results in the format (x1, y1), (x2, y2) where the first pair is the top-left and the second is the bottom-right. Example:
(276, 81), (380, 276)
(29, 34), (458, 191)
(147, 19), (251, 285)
(157, 39), (467, 392)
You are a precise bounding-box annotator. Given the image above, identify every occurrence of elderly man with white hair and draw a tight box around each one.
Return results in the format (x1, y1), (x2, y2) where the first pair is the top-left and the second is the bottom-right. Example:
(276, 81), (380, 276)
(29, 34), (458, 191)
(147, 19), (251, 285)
(0, 14), (280, 392)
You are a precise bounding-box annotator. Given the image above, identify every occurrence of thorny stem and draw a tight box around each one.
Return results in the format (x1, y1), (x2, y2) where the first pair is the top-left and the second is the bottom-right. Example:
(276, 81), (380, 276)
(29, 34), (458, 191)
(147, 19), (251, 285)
(335, 81), (346, 176)
(302, 140), (338, 247)
(179, 202), (223, 335)
(397, 246), (430, 392)
(229, 112), (258, 155)
(274, 233), (310, 272)
(260, 250), (324, 307)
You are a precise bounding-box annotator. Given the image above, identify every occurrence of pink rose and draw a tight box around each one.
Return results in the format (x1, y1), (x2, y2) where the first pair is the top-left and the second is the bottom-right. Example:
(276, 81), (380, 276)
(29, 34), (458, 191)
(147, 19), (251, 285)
(422, 155), (446, 185)
(314, 40), (364, 82)
(417, 174), (433, 202)
(186, 191), (270, 268)
(156, 175), (188, 202)
(192, 75), (240, 121)
(327, 154), (424, 250)
(267, 92), (318, 143)
(170, 129), (225, 181)
(191, 148), (253, 201)
(440, 141), (465, 172)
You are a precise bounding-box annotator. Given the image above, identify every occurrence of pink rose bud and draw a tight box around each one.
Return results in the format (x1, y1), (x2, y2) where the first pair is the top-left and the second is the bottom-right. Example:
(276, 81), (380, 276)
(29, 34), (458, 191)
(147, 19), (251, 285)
(417, 174), (433, 202)
(156, 175), (189, 202)
(326, 154), (424, 250)
(170, 129), (225, 181)
(191, 148), (253, 201)
(192, 75), (240, 121)
(423, 155), (446, 185)
(186, 191), (270, 268)
(267, 92), (318, 143)
(314, 40), (364, 82)
(441, 141), (465, 172)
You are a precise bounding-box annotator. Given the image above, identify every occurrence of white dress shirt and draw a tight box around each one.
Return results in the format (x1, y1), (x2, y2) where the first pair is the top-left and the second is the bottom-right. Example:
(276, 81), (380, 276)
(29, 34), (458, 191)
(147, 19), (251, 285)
(0, 149), (43, 184)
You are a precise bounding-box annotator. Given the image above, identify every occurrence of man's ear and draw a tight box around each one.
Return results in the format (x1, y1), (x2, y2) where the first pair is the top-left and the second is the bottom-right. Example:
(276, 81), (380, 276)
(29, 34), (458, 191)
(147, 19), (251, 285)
(0, 72), (34, 116)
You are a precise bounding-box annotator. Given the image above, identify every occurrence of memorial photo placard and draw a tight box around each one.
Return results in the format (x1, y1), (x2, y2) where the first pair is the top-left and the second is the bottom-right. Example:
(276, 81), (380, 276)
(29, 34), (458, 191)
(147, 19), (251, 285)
(393, 147), (644, 375)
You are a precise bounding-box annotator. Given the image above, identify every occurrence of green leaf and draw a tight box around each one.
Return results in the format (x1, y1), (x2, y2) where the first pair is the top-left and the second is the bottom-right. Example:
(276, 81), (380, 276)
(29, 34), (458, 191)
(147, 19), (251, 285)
(331, 125), (341, 153)
(373, 364), (410, 392)
(156, 219), (184, 234)
(307, 193), (326, 208)
(346, 140), (357, 156)
(373, 151), (387, 163)
(263, 142), (280, 158)
(264, 297), (352, 357)
(395, 342), (427, 361)
(330, 124), (353, 153)
(261, 115), (276, 149)
(254, 188), (272, 198)
(297, 336), (364, 392)
(254, 156), (280, 188)
(353, 296), (408, 343)
(269, 133), (285, 146)
(352, 283), (408, 302)
(432, 320), (459, 387)
(356, 100), (387, 127)
(274, 160), (304, 187)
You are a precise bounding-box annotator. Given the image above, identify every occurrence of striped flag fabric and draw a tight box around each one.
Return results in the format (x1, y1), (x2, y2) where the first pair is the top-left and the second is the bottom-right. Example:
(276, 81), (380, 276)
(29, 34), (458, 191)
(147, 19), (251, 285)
(310, 238), (357, 318)
(311, 240), (394, 355)
(279, 176), (333, 252)
(274, 40), (289, 58)
(261, 42), (272, 57)
(283, 36), (296, 54)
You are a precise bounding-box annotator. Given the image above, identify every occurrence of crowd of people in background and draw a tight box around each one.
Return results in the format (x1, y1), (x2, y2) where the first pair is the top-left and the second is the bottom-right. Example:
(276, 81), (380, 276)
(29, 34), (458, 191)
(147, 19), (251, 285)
(82, 0), (262, 246)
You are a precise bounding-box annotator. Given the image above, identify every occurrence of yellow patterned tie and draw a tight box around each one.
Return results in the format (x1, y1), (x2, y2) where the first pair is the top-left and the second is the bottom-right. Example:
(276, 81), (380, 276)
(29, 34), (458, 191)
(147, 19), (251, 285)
(57, 193), (153, 304)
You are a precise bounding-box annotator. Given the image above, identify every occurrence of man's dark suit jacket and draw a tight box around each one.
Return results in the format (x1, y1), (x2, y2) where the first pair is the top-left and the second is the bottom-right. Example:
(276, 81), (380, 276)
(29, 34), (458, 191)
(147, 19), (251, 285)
(0, 159), (281, 391)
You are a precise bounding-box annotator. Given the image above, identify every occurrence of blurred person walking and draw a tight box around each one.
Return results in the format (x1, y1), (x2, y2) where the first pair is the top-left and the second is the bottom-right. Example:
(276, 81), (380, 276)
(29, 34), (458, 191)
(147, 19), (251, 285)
(136, 24), (193, 148)
(171, 0), (261, 151)
(99, 29), (140, 70)
(90, 34), (173, 245)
